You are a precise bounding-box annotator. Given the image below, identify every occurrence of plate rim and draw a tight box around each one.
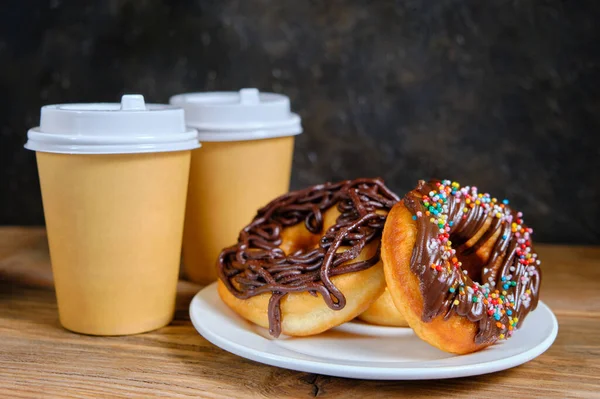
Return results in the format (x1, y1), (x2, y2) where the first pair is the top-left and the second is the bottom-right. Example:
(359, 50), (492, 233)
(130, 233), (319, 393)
(189, 282), (558, 380)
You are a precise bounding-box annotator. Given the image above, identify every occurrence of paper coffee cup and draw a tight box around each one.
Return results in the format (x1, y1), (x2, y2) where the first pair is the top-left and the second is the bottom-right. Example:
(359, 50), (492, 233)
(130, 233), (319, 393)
(170, 89), (302, 284)
(25, 95), (199, 335)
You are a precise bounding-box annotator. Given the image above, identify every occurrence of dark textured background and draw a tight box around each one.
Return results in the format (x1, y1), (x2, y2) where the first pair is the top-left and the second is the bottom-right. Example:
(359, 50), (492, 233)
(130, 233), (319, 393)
(1, 0), (599, 243)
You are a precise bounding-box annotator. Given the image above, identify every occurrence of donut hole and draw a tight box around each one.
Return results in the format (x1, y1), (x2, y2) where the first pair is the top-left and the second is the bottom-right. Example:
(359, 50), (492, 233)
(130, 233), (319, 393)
(454, 250), (486, 284)
(451, 217), (502, 285)
(279, 206), (342, 255)
(279, 223), (322, 255)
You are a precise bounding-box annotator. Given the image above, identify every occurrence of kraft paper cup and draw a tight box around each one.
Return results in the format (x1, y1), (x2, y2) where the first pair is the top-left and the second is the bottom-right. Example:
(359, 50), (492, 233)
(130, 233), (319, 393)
(182, 136), (295, 284)
(37, 151), (191, 335)
(26, 95), (199, 335)
(171, 89), (302, 284)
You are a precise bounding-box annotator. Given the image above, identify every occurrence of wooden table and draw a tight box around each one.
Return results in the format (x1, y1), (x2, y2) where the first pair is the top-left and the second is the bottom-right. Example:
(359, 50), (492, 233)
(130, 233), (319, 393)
(1, 227), (599, 398)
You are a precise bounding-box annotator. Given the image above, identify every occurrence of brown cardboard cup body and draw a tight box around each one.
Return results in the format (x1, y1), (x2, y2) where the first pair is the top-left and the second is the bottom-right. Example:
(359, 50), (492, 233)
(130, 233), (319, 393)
(183, 136), (294, 284)
(37, 150), (191, 335)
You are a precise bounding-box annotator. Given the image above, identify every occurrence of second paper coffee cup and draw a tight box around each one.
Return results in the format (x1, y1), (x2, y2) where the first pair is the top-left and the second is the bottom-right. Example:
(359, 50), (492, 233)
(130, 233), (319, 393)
(25, 95), (199, 335)
(170, 89), (302, 284)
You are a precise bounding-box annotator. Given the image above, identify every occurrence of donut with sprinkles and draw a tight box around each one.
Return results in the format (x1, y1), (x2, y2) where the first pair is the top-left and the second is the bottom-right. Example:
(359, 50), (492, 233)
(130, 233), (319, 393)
(382, 179), (542, 354)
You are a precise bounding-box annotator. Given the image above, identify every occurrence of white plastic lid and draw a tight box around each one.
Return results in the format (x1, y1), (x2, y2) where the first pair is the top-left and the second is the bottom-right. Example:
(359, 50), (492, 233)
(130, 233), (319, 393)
(169, 88), (302, 141)
(25, 94), (200, 154)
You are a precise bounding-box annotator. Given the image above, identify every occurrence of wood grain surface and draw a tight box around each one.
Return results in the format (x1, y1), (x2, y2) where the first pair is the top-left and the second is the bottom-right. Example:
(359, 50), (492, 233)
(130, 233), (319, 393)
(1, 227), (599, 398)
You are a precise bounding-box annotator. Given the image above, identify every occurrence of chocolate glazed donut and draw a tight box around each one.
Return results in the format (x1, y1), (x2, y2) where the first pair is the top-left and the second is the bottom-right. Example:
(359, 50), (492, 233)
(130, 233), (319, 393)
(383, 179), (542, 353)
(217, 178), (399, 337)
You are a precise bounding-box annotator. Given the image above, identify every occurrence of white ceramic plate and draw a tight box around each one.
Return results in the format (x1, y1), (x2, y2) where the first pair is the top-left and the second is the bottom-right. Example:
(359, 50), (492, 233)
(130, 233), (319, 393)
(189, 283), (558, 380)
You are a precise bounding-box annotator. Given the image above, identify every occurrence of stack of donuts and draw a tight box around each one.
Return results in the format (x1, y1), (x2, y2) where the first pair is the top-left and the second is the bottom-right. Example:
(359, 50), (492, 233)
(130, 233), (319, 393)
(217, 178), (542, 354)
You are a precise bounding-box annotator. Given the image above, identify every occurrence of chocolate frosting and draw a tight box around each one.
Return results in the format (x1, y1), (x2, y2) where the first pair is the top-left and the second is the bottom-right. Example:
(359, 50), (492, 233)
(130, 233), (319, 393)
(217, 178), (399, 337)
(404, 180), (542, 344)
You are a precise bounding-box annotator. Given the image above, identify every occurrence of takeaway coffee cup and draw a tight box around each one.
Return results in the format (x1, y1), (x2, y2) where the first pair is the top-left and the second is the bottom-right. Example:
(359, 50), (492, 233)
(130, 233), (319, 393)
(170, 89), (302, 284)
(25, 95), (199, 335)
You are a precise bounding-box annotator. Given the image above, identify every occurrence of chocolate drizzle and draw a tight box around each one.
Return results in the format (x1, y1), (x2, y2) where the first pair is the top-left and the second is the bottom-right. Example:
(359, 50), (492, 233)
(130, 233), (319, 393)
(404, 180), (542, 345)
(217, 178), (399, 337)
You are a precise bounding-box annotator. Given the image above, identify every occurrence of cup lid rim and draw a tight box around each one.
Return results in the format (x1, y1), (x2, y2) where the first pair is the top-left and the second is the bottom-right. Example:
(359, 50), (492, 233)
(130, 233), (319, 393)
(25, 127), (200, 154)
